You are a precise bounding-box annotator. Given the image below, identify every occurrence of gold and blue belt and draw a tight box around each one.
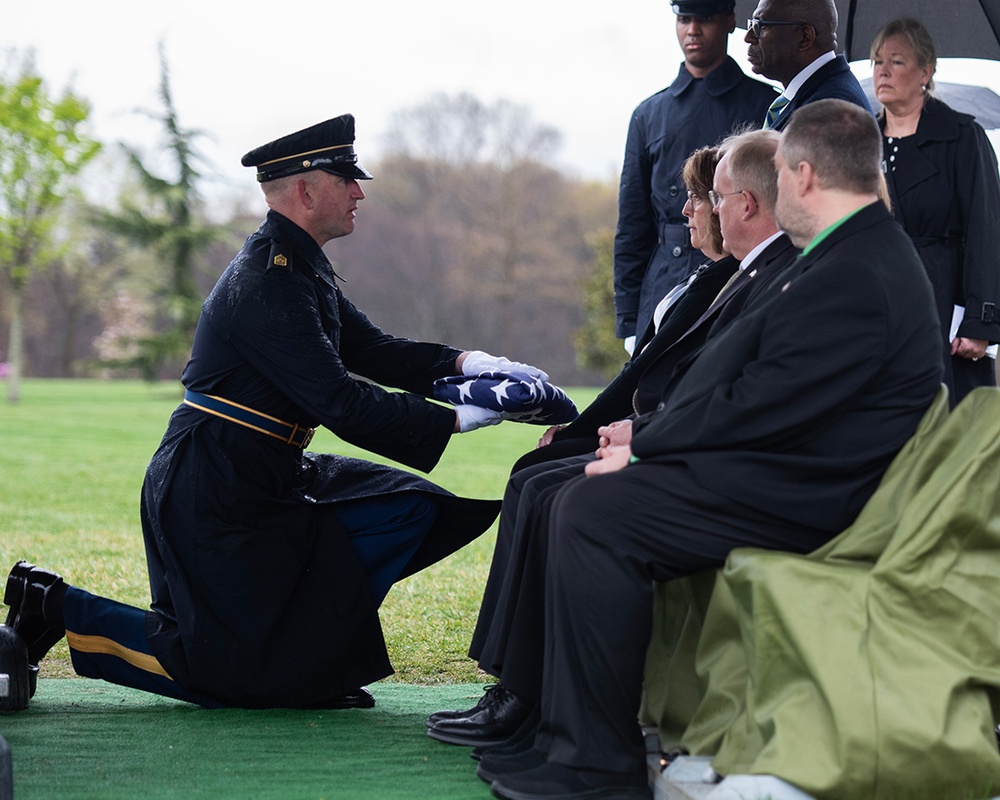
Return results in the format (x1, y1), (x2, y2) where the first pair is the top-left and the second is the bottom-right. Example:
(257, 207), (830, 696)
(183, 390), (315, 449)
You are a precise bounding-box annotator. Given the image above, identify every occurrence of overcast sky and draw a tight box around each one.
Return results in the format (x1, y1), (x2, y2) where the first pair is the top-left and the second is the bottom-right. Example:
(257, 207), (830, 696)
(7, 0), (1000, 213)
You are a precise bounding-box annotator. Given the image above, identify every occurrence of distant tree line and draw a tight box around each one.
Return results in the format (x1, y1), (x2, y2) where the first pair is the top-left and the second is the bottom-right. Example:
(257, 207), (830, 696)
(0, 60), (627, 403)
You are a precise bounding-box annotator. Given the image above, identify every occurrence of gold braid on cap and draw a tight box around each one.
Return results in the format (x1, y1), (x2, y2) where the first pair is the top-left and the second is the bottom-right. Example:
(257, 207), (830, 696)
(257, 142), (353, 168)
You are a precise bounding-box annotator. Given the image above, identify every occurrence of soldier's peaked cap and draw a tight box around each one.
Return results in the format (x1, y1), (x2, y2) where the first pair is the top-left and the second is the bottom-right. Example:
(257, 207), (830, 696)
(671, 0), (735, 14)
(241, 114), (373, 183)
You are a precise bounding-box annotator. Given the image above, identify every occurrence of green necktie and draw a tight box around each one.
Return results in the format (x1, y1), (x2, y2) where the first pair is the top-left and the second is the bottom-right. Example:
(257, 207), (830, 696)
(764, 95), (790, 129)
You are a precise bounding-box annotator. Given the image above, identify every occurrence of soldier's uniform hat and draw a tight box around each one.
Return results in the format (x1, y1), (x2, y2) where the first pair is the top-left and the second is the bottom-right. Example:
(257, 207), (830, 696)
(241, 114), (373, 183)
(671, 0), (735, 14)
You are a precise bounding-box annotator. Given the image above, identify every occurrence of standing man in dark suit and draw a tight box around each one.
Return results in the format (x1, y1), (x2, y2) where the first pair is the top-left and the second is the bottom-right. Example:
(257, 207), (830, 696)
(2, 115), (546, 711)
(487, 100), (943, 800)
(425, 129), (798, 752)
(614, 0), (776, 354)
(746, 0), (872, 130)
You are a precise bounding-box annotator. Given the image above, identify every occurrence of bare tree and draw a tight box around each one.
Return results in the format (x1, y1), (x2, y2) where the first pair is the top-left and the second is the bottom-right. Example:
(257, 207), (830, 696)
(380, 94), (569, 352)
(336, 93), (617, 383)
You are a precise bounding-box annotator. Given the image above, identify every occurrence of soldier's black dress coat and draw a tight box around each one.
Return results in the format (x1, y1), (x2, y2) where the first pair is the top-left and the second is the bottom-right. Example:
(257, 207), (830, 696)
(141, 211), (500, 707)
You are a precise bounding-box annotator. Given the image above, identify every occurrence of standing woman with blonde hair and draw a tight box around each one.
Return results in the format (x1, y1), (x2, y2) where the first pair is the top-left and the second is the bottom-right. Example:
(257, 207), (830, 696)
(872, 17), (1000, 404)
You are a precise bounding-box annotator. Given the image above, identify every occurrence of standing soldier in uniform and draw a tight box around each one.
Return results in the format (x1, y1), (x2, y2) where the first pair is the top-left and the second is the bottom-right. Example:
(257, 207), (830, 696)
(614, 0), (776, 352)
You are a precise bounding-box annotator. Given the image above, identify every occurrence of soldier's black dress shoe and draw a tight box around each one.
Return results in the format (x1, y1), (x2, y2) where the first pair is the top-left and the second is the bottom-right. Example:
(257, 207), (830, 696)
(3, 562), (66, 666)
(308, 686), (376, 709)
(2, 563), (32, 626)
(427, 684), (534, 747)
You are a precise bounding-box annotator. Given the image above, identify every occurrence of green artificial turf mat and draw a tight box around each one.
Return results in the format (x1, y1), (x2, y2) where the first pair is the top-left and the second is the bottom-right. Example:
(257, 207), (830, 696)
(1, 679), (493, 799)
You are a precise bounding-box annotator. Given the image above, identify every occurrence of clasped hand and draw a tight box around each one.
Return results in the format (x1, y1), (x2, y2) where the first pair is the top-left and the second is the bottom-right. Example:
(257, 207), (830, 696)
(584, 420), (633, 477)
(951, 336), (989, 361)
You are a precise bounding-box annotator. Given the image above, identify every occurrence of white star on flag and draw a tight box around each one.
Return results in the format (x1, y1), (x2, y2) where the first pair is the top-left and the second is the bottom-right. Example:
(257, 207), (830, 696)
(491, 379), (516, 405)
(457, 381), (475, 402)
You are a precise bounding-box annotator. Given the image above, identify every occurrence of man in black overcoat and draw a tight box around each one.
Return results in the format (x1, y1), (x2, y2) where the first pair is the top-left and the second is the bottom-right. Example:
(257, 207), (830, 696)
(3, 115), (547, 710)
(486, 101), (944, 800)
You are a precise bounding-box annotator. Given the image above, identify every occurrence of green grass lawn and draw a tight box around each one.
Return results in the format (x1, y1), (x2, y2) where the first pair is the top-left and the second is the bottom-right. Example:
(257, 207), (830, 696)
(0, 379), (598, 685)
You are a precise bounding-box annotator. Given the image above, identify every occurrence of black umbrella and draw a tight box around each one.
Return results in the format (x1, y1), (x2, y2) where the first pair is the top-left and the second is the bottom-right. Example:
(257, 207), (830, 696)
(859, 77), (1000, 129)
(735, 0), (1000, 61)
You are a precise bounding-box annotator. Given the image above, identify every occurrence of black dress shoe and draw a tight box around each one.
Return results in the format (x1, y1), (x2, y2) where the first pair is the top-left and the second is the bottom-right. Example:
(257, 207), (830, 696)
(471, 706), (541, 761)
(477, 743), (546, 784)
(308, 686), (375, 709)
(4, 563), (66, 666)
(426, 683), (503, 728)
(490, 761), (651, 800)
(427, 685), (534, 747)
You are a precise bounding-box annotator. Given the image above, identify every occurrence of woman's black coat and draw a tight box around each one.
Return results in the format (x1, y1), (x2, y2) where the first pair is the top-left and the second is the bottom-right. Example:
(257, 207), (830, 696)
(881, 96), (1000, 403)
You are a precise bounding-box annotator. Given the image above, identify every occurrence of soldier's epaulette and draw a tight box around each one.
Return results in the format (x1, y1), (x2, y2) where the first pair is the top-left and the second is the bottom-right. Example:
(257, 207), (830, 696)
(266, 240), (292, 271)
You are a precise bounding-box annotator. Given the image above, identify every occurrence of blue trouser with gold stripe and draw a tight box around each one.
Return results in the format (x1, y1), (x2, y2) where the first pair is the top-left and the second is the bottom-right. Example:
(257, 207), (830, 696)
(64, 493), (437, 707)
(64, 586), (225, 707)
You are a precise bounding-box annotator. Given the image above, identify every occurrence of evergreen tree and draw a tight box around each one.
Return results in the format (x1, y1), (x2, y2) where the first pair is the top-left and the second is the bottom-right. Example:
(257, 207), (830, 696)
(94, 44), (219, 380)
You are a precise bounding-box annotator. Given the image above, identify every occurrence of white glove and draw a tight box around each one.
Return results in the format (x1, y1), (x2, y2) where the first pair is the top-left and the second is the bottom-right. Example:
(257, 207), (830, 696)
(455, 404), (504, 433)
(461, 350), (549, 382)
(623, 336), (636, 356)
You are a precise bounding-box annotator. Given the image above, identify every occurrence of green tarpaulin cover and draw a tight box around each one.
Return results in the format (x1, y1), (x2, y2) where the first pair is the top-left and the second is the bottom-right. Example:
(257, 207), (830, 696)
(643, 386), (1000, 799)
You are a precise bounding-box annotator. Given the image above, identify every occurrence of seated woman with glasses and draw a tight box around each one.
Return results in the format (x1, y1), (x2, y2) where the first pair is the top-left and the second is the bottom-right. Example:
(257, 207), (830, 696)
(512, 144), (738, 470)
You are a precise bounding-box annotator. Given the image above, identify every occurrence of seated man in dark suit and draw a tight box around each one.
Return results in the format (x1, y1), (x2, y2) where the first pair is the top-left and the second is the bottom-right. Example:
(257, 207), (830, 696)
(746, 0), (872, 130)
(425, 129), (799, 749)
(484, 99), (944, 800)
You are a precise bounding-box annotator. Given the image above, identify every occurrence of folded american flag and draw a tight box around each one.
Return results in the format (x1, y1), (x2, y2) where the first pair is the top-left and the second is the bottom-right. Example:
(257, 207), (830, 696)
(433, 371), (578, 425)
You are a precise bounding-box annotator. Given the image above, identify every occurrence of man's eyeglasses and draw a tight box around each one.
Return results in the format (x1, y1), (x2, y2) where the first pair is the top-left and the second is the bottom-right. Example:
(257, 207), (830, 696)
(708, 189), (743, 208)
(746, 18), (802, 38)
